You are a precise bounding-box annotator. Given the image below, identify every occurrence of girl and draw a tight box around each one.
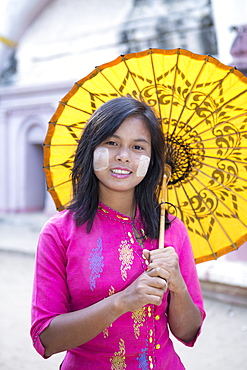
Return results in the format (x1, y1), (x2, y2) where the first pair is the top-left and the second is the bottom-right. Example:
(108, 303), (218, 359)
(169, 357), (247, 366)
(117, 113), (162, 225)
(31, 96), (205, 369)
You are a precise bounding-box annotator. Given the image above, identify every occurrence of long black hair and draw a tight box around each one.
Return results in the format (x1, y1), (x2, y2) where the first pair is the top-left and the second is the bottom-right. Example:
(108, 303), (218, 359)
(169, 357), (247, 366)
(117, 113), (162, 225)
(69, 96), (166, 239)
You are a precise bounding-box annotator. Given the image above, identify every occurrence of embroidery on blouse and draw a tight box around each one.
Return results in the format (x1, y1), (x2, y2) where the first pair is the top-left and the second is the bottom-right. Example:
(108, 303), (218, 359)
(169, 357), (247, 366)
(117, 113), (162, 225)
(136, 347), (148, 370)
(103, 286), (115, 338)
(110, 338), (126, 370)
(98, 205), (109, 214)
(88, 237), (104, 291)
(118, 240), (134, 281)
(131, 307), (146, 339)
(128, 231), (135, 244)
(117, 214), (130, 221)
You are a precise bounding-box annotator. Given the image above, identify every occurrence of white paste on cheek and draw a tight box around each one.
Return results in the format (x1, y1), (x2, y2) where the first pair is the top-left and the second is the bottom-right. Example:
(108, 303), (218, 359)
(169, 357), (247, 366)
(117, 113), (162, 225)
(136, 155), (150, 177)
(93, 147), (109, 171)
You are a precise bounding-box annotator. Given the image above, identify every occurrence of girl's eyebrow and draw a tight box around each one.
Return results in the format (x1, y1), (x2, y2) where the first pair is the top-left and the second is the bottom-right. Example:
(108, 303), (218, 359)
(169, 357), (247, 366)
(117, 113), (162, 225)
(111, 133), (150, 144)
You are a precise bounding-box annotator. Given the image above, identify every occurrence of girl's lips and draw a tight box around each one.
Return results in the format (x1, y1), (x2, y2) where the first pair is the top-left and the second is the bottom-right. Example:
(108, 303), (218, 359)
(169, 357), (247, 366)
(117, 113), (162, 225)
(110, 168), (132, 178)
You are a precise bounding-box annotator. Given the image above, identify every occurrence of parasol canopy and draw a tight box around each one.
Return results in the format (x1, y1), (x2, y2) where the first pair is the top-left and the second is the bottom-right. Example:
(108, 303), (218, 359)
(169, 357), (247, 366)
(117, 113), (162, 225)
(44, 48), (247, 263)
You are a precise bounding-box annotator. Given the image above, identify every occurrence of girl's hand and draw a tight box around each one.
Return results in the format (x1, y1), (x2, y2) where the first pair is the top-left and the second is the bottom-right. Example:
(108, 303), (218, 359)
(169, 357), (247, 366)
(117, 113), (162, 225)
(142, 247), (187, 294)
(119, 268), (168, 313)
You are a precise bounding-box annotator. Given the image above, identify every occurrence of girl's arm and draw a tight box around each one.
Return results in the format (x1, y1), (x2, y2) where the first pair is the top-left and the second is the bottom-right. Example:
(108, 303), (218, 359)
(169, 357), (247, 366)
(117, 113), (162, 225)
(144, 247), (203, 343)
(40, 269), (168, 358)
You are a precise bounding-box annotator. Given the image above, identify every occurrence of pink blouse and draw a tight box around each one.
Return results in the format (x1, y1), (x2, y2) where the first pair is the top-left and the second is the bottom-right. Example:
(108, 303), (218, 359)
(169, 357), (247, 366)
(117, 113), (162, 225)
(31, 203), (205, 369)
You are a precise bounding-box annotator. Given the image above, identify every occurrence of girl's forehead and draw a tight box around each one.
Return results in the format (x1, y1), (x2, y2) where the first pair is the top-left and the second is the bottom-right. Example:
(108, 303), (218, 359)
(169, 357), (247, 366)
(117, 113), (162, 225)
(112, 116), (151, 140)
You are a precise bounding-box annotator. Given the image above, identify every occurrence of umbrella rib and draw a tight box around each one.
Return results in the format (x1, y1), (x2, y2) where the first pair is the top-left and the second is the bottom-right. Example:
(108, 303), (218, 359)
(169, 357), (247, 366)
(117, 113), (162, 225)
(194, 158), (247, 184)
(201, 154), (247, 165)
(190, 167), (247, 230)
(188, 90), (247, 138)
(48, 122), (86, 129)
(191, 163), (247, 204)
(122, 58), (142, 94)
(61, 101), (97, 115)
(190, 146), (247, 150)
(188, 112), (247, 140)
(168, 50), (180, 135)
(149, 50), (163, 125)
(77, 83), (118, 103)
(185, 175), (236, 248)
(173, 56), (209, 137)
(191, 129), (247, 145)
(179, 180), (217, 258)
(176, 70), (247, 139)
(97, 68), (125, 96)
(44, 162), (74, 169)
(43, 144), (77, 147)
(47, 179), (72, 191)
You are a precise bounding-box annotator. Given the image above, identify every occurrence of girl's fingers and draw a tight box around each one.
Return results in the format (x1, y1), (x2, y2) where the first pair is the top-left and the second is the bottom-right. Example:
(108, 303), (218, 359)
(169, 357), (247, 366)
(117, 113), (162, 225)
(146, 266), (169, 281)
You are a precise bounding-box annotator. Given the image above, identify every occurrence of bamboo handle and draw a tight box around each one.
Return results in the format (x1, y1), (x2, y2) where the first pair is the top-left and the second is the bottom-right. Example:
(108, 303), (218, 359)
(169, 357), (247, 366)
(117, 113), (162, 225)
(158, 164), (171, 249)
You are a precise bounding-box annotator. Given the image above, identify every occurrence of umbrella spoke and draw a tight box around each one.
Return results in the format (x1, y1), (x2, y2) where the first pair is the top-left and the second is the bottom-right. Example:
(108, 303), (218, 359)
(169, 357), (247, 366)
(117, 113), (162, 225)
(185, 176), (237, 248)
(193, 158), (247, 184)
(167, 51), (180, 136)
(122, 59), (142, 94)
(47, 179), (71, 191)
(191, 130), (247, 145)
(61, 101), (95, 116)
(47, 122), (86, 129)
(97, 68), (127, 96)
(190, 164), (247, 205)
(174, 56), (208, 137)
(190, 167), (247, 230)
(176, 68), (241, 138)
(189, 111), (247, 140)
(179, 181), (217, 259)
(201, 154), (247, 165)
(190, 146), (247, 150)
(44, 144), (77, 147)
(150, 50), (163, 124)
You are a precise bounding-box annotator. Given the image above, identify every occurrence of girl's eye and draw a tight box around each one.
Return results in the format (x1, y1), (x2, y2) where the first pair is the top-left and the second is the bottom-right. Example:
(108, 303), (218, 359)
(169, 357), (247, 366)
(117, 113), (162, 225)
(106, 141), (117, 146)
(133, 145), (144, 150)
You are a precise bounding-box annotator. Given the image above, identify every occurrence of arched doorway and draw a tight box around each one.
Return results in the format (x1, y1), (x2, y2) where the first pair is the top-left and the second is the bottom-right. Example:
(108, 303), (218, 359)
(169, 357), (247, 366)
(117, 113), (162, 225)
(24, 124), (46, 211)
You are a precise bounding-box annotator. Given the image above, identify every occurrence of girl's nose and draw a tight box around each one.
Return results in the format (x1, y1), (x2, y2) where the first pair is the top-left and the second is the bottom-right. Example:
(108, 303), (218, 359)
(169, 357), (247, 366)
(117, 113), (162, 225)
(115, 148), (130, 163)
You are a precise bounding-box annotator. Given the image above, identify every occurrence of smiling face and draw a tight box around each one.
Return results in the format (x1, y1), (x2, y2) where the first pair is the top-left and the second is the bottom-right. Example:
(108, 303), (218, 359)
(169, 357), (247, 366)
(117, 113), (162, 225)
(93, 116), (151, 203)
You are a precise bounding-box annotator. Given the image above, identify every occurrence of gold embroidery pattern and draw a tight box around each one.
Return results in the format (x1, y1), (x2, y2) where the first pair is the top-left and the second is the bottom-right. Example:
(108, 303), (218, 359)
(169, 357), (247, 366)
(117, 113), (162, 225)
(117, 215), (130, 221)
(110, 339), (126, 370)
(131, 307), (146, 339)
(98, 206), (109, 214)
(103, 286), (115, 338)
(128, 231), (134, 244)
(118, 240), (134, 281)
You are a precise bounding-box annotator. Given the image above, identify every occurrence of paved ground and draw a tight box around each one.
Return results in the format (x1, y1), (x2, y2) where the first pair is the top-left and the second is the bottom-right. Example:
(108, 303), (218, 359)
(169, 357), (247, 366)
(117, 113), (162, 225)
(0, 212), (247, 370)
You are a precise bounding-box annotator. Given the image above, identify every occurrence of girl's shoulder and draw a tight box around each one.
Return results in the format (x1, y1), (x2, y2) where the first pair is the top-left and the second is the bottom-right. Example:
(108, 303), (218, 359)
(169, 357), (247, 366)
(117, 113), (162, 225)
(41, 209), (76, 233)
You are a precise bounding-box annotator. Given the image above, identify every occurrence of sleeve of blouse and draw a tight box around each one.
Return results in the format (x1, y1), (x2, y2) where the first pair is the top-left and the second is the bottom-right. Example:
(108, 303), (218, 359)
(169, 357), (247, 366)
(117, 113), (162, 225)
(170, 218), (206, 347)
(30, 216), (70, 358)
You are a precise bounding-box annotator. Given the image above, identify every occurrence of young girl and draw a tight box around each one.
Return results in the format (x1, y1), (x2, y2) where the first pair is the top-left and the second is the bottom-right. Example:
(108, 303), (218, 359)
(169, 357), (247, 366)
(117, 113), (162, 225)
(31, 96), (205, 369)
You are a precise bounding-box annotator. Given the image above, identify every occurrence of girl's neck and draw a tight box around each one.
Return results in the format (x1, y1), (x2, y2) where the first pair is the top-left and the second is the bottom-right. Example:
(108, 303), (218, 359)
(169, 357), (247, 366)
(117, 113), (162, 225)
(99, 191), (136, 218)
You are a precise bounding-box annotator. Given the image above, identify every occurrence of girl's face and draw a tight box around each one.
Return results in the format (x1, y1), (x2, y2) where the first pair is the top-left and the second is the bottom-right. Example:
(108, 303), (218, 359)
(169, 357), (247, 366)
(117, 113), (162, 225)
(93, 116), (151, 200)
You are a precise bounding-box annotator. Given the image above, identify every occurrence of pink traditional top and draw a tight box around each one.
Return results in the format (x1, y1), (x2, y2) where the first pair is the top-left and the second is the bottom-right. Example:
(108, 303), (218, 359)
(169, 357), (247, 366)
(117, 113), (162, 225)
(31, 203), (205, 369)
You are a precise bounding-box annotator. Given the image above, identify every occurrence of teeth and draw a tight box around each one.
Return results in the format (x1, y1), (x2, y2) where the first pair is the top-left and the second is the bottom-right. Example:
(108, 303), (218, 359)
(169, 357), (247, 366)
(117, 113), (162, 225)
(111, 169), (131, 174)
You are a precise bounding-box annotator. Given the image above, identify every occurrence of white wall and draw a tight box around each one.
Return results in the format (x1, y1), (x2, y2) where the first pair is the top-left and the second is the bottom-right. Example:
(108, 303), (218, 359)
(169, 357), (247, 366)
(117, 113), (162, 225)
(16, 0), (133, 85)
(211, 0), (247, 64)
(0, 0), (53, 75)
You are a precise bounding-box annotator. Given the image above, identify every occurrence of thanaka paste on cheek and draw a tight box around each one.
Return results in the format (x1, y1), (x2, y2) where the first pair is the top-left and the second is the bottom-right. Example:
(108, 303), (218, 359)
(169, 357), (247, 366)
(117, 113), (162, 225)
(136, 155), (150, 177)
(93, 147), (109, 171)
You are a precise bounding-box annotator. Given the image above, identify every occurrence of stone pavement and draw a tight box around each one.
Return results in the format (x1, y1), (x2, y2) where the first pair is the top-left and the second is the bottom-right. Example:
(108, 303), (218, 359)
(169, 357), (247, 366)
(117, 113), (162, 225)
(0, 212), (247, 370)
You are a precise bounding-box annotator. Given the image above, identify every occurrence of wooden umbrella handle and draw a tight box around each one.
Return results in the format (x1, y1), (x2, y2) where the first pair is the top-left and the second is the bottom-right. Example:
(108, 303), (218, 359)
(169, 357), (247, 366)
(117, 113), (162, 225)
(158, 164), (171, 249)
